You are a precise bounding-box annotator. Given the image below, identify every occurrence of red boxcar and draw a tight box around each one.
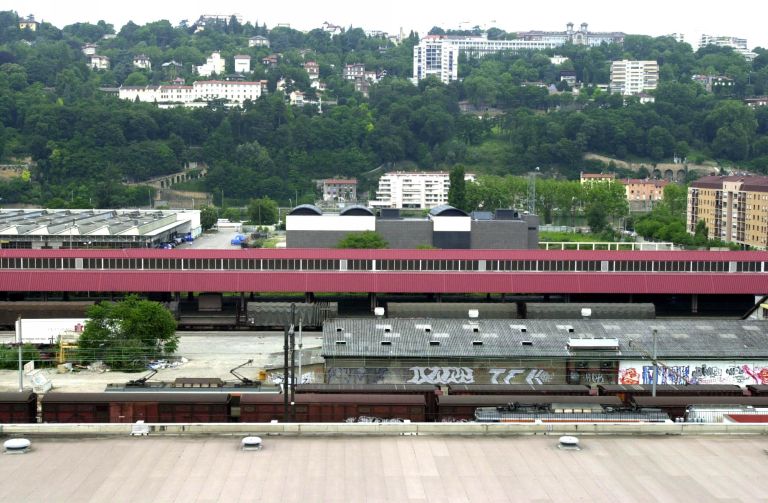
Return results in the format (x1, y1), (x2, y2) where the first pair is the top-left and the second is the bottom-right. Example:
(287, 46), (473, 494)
(0, 391), (37, 423)
(448, 385), (591, 396)
(240, 393), (426, 422)
(41, 392), (231, 423)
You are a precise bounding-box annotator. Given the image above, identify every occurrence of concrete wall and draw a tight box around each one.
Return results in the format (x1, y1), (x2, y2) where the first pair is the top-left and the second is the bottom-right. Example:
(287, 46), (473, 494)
(471, 221), (530, 249)
(287, 230), (350, 248)
(376, 220), (433, 248)
(325, 359), (567, 385)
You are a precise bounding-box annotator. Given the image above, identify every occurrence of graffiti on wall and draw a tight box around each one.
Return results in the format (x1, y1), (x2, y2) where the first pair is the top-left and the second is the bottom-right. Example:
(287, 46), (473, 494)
(407, 367), (475, 385)
(489, 368), (553, 385)
(327, 367), (390, 385)
(619, 361), (768, 385)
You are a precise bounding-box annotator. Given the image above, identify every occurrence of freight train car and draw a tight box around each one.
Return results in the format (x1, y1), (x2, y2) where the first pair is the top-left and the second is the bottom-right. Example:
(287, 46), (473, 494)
(631, 396), (768, 421)
(41, 392), (231, 423)
(436, 395), (623, 422)
(0, 301), (94, 329)
(447, 384), (591, 396)
(296, 384), (439, 418)
(0, 391), (38, 423)
(239, 393), (426, 422)
(598, 384), (745, 404)
(746, 385), (768, 396)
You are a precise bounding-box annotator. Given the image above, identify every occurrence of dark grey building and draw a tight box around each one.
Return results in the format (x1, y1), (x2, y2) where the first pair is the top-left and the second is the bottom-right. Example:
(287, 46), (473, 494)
(286, 205), (538, 249)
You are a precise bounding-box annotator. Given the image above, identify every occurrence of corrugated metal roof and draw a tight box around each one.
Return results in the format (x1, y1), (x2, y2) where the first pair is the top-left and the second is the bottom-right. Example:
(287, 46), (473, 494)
(322, 319), (768, 359)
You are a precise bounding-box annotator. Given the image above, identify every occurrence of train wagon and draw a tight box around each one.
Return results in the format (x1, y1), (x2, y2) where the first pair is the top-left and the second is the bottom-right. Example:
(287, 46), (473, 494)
(746, 385), (768, 396)
(41, 392), (231, 423)
(436, 394), (623, 422)
(0, 391), (38, 423)
(599, 384), (744, 404)
(447, 384), (591, 396)
(296, 384), (439, 419)
(240, 393), (426, 422)
(631, 396), (768, 421)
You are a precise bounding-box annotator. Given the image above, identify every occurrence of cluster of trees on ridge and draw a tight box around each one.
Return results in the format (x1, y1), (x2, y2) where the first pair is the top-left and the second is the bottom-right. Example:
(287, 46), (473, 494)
(1, 11), (768, 210)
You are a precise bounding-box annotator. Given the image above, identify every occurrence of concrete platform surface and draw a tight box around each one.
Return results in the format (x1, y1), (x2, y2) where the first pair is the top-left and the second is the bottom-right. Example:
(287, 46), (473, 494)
(0, 435), (766, 502)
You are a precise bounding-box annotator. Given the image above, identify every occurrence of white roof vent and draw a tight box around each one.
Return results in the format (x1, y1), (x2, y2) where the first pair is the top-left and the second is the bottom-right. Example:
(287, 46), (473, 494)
(568, 338), (619, 350)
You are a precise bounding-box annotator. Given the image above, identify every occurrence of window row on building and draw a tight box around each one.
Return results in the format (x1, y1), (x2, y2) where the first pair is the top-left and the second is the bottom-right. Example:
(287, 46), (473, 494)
(2, 257), (765, 273)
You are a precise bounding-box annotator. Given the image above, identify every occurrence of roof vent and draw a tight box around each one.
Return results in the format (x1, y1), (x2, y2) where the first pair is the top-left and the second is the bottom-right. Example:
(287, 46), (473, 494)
(336, 327), (343, 332)
(380, 340), (392, 346)
(335, 340), (347, 345)
(473, 326), (479, 333)
(472, 340), (483, 346)
(429, 340), (440, 346)
(521, 341), (533, 346)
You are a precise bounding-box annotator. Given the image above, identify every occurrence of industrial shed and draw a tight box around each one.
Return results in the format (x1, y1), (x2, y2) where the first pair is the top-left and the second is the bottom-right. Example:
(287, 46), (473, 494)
(321, 318), (768, 387)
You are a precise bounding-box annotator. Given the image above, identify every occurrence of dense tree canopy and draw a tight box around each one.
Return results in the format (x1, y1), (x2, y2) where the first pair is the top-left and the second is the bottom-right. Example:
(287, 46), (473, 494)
(0, 10), (767, 209)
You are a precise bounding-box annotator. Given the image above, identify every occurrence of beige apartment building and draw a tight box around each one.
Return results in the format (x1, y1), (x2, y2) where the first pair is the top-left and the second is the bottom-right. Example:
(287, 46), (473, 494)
(688, 175), (768, 249)
(620, 178), (668, 211)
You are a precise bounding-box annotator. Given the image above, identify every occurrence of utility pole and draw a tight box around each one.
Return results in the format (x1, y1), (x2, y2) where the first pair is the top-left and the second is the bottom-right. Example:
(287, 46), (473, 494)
(17, 315), (23, 392)
(289, 303), (296, 422)
(651, 329), (658, 397)
(283, 324), (289, 421)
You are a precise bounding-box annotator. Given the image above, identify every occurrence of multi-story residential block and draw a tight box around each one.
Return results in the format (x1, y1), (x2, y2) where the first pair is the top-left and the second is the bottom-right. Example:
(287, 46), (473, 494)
(133, 54), (152, 70)
(196, 51), (226, 77)
(344, 64), (365, 81)
(234, 55), (251, 73)
(700, 34), (756, 61)
(89, 55), (110, 70)
(610, 60), (659, 95)
(304, 61), (320, 80)
(518, 22), (624, 46)
(688, 175), (768, 249)
(413, 23), (624, 85)
(118, 80), (265, 106)
(248, 36), (270, 48)
(619, 179), (668, 211)
(261, 54), (280, 67)
(321, 21), (343, 35)
(369, 172), (476, 210)
(321, 179), (358, 202)
(82, 44), (97, 56)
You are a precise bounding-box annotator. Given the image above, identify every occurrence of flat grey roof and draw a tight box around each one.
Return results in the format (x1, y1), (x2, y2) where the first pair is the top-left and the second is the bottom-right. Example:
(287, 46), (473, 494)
(0, 436), (765, 501)
(323, 318), (768, 359)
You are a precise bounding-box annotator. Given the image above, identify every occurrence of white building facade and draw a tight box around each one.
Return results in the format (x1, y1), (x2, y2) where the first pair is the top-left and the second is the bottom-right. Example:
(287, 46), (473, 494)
(610, 60), (659, 95)
(118, 80), (264, 106)
(370, 172), (476, 209)
(196, 51), (226, 77)
(414, 23), (624, 84)
(234, 55), (251, 73)
(699, 34), (757, 61)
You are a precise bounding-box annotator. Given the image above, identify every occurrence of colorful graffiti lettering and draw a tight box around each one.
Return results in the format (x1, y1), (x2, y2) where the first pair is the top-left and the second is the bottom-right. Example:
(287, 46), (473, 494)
(619, 368), (640, 385)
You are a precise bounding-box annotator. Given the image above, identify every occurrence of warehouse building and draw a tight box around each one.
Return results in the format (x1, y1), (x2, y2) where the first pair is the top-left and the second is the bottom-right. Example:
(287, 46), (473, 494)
(286, 205), (538, 249)
(321, 318), (768, 386)
(0, 209), (201, 249)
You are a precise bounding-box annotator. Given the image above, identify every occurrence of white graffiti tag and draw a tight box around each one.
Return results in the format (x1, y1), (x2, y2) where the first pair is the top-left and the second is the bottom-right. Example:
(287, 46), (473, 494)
(488, 368), (553, 384)
(407, 367), (474, 384)
(489, 369), (524, 384)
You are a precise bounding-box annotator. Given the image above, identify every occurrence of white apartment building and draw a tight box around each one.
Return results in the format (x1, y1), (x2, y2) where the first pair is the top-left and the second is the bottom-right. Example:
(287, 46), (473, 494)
(234, 55), (251, 73)
(369, 172), (476, 210)
(699, 34), (757, 61)
(118, 80), (264, 106)
(414, 23), (625, 84)
(610, 60), (659, 95)
(196, 51), (226, 77)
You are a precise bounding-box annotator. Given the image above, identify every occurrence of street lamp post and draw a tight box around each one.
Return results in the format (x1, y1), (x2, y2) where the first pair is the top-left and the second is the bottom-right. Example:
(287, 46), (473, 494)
(651, 329), (658, 397)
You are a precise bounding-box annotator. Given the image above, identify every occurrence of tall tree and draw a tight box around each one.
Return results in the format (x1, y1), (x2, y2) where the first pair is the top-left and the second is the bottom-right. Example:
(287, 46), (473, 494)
(448, 164), (467, 210)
